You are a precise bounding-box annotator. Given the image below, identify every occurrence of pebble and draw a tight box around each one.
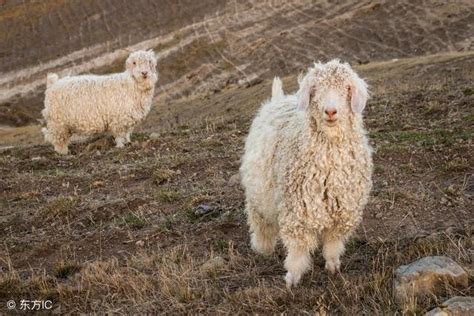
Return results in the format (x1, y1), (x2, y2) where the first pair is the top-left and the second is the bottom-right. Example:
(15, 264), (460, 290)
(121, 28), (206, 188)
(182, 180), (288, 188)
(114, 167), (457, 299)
(201, 256), (226, 274)
(194, 204), (214, 216)
(227, 173), (241, 187)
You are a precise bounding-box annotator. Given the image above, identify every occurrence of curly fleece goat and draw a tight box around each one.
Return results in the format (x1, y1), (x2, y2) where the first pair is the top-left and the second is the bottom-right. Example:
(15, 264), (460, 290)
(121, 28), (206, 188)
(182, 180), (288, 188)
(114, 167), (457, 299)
(42, 50), (158, 154)
(240, 60), (373, 287)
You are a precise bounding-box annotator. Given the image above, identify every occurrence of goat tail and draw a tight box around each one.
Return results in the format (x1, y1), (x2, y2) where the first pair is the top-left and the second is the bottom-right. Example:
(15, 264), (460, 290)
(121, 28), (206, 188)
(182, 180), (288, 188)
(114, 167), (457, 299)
(46, 73), (59, 88)
(271, 77), (284, 101)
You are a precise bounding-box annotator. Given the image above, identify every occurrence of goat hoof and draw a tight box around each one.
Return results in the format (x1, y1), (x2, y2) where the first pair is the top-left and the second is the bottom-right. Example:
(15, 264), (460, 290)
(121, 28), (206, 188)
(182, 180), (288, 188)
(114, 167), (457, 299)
(325, 259), (341, 274)
(284, 272), (301, 288)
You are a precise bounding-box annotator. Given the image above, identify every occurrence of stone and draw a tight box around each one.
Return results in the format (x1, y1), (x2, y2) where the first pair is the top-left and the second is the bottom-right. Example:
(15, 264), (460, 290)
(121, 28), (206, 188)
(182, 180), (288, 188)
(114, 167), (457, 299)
(220, 210), (233, 221)
(194, 204), (214, 216)
(227, 173), (240, 187)
(425, 296), (474, 316)
(201, 256), (226, 274)
(238, 74), (262, 88)
(394, 256), (468, 302)
(149, 132), (160, 140)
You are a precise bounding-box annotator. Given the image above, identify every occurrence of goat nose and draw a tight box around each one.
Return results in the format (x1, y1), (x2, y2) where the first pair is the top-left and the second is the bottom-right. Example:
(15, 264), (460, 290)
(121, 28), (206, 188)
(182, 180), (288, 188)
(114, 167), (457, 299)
(141, 71), (148, 77)
(325, 109), (337, 117)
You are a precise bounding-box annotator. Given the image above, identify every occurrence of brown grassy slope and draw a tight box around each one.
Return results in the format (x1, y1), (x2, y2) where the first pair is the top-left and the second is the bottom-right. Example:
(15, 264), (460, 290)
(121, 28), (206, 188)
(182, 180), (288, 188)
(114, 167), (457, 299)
(0, 0), (229, 73)
(0, 52), (473, 313)
(1, 0), (473, 126)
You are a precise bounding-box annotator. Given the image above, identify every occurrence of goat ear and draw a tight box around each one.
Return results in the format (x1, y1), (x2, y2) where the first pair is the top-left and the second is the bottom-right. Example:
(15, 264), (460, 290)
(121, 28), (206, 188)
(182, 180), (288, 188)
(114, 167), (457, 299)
(350, 75), (368, 113)
(125, 56), (133, 71)
(147, 49), (156, 59)
(296, 73), (313, 111)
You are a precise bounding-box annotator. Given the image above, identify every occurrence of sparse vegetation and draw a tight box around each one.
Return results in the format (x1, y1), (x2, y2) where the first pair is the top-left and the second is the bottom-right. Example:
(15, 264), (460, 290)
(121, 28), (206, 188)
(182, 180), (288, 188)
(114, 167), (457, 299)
(41, 196), (80, 218)
(53, 260), (81, 279)
(462, 87), (473, 96)
(1, 53), (473, 310)
(154, 188), (181, 203)
(373, 129), (472, 148)
(0, 233), (471, 313)
(0, 1), (473, 312)
(152, 168), (176, 185)
(117, 212), (149, 230)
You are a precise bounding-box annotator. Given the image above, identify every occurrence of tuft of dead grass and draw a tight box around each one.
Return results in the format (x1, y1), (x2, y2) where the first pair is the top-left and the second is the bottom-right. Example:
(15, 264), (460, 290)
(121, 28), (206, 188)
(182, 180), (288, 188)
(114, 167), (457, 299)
(152, 168), (176, 185)
(53, 260), (81, 279)
(1, 233), (472, 314)
(154, 188), (181, 203)
(116, 211), (149, 230)
(40, 196), (80, 218)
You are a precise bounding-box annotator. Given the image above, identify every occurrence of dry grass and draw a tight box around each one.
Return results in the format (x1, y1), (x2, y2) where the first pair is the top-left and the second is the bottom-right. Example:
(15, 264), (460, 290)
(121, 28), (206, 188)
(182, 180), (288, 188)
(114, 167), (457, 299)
(116, 212), (149, 230)
(41, 196), (80, 218)
(1, 233), (471, 313)
(152, 168), (177, 185)
(0, 53), (472, 313)
(154, 188), (182, 203)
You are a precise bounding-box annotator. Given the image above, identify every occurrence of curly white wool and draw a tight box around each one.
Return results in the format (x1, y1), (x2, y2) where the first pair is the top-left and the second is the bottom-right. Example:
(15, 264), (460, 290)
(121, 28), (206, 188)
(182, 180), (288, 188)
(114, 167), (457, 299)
(42, 50), (158, 154)
(240, 60), (373, 287)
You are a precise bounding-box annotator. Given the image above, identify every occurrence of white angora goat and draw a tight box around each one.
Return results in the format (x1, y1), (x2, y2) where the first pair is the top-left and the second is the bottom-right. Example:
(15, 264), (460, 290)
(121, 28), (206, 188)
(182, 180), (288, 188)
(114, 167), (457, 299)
(240, 60), (373, 287)
(42, 50), (158, 154)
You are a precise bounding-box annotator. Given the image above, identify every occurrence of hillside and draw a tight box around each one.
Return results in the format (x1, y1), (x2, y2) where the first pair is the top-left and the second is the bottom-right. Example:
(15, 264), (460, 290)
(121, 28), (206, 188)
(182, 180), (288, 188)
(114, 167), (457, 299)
(0, 0), (473, 314)
(1, 0), (473, 126)
(1, 51), (473, 313)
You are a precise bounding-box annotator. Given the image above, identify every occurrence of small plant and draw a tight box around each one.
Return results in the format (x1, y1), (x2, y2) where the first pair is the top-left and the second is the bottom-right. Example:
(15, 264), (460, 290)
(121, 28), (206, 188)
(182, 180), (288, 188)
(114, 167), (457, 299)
(212, 239), (228, 252)
(0, 272), (20, 295)
(345, 236), (367, 252)
(155, 188), (181, 203)
(201, 138), (224, 148)
(462, 87), (473, 96)
(118, 212), (148, 229)
(163, 214), (178, 230)
(153, 168), (175, 185)
(53, 260), (81, 279)
(444, 157), (469, 172)
(42, 196), (79, 218)
(131, 132), (148, 142)
(185, 208), (200, 223)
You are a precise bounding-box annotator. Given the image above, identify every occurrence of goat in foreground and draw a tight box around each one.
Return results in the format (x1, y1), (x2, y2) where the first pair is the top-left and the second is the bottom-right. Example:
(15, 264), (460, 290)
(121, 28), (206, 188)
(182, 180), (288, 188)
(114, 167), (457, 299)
(240, 60), (373, 286)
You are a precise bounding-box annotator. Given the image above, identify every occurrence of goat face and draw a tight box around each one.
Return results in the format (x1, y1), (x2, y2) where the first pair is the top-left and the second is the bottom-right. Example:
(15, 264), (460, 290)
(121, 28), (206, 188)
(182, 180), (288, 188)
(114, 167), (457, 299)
(126, 50), (158, 88)
(296, 60), (368, 133)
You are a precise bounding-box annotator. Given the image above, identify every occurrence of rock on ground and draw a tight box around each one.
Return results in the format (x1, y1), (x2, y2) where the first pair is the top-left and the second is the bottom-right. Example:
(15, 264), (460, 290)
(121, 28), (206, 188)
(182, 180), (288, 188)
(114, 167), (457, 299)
(394, 256), (468, 301)
(425, 296), (474, 316)
(201, 256), (226, 275)
(227, 173), (240, 187)
(149, 132), (160, 140)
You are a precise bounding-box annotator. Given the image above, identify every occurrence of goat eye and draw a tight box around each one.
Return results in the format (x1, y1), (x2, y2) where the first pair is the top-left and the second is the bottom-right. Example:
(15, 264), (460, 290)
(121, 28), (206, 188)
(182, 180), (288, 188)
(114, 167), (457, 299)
(133, 61), (136, 65)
